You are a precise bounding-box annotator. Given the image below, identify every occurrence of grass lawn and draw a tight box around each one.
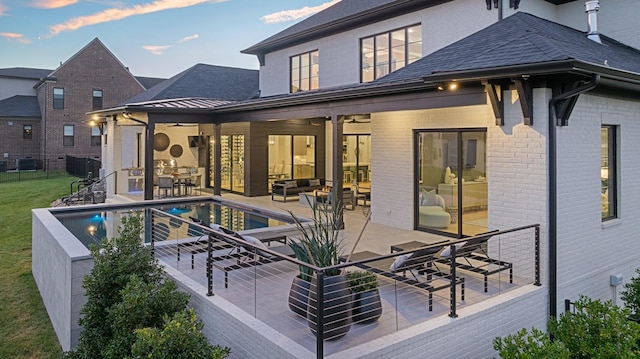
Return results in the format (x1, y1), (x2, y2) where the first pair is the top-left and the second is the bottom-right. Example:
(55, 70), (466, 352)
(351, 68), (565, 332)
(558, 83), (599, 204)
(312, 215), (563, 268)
(0, 175), (77, 358)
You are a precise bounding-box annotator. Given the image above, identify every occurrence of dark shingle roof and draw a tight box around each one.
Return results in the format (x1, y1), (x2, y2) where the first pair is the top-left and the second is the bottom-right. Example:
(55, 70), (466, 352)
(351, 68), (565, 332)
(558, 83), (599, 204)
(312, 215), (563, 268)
(0, 67), (53, 80)
(0, 95), (41, 117)
(122, 64), (259, 105)
(135, 76), (167, 90)
(380, 12), (640, 83)
(242, 0), (448, 55)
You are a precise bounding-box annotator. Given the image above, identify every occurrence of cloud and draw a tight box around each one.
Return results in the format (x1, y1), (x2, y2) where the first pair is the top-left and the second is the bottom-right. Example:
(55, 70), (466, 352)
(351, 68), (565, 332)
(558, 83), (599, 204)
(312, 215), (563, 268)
(1, 32), (31, 44)
(177, 33), (199, 43)
(261, 0), (340, 24)
(0, 2), (6, 16)
(47, 0), (224, 37)
(143, 45), (171, 55)
(30, 0), (78, 9)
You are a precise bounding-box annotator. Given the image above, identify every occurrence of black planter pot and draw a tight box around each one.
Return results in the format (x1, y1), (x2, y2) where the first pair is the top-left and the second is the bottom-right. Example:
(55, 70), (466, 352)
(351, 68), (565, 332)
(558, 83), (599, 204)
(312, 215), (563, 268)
(307, 274), (352, 340)
(352, 289), (382, 324)
(288, 276), (311, 318)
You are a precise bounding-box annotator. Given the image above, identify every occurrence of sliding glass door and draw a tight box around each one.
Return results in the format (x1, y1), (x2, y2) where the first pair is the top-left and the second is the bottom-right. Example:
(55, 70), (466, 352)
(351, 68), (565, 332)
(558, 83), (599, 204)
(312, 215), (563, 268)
(268, 135), (316, 190)
(415, 129), (487, 237)
(342, 135), (371, 185)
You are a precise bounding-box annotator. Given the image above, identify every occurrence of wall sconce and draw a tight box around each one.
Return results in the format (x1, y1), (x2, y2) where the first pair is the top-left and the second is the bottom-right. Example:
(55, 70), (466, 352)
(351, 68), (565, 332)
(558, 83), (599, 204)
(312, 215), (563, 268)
(87, 115), (107, 135)
(436, 82), (458, 91)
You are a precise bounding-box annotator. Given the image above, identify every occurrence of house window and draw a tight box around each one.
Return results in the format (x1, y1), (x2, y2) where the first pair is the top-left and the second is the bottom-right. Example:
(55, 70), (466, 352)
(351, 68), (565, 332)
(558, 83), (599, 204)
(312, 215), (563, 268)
(601, 125), (617, 221)
(91, 126), (101, 146)
(290, 50), (319, 93)
(63, 125), (74, 146)
(92, 90), (103, 110)
(23, 125), (32, 140)
(53, 88), (64, 109)
(361, 24), (422, 82)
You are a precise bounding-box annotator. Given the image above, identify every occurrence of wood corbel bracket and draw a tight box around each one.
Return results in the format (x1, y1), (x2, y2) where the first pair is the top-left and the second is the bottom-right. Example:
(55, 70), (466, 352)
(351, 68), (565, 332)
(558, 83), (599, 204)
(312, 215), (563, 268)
(553, 80), (582, 127)
(514, 78), (533, 126)
(485, 80), (509, 126)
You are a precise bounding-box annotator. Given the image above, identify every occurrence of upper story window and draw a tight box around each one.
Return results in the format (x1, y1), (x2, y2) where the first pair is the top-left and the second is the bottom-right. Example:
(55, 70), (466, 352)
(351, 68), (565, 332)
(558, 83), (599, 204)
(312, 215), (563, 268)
(290, 50), (319, 93)
(361, 24), (422, 82)
(92, 90), (103, 110)
(63, 124), (74, 146)
(53, 88), (64, 109)
(91, 126), (101, 146)
(601, 125), (617, 221)
(23, 125), (32, 140)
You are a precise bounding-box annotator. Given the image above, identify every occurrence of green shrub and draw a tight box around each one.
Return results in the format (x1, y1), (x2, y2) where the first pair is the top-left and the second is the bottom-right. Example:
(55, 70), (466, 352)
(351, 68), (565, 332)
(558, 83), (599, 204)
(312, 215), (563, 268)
(622, 268), (640, 322)
(495, 296), (640, 359)
(130, 309), (231, 359)
(493, 327), (570, 359)
(64, 215), (227, 359)
(103, 275), (189, 358)
(347, 271), (379, 293)
(550, 295), (640, 359)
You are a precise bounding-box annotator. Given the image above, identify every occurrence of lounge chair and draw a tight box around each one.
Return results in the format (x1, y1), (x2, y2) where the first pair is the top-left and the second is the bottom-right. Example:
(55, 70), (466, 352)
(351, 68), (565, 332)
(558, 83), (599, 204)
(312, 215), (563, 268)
(209, 234), (296, 288)
(343, 245), (465, 311)
(176, 218), (235, 268)
(435, 230), (512, 292)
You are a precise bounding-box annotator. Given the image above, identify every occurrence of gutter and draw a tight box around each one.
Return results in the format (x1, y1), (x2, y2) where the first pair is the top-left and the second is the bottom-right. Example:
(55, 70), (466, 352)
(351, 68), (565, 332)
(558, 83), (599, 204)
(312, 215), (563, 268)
(547, 74), (600, 318)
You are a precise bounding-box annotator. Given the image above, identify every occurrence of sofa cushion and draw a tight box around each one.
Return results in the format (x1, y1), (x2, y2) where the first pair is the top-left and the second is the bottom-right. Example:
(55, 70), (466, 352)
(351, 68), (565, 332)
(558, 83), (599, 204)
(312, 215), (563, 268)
(284, 180), (298, 189)
(308, 178), (321, 187)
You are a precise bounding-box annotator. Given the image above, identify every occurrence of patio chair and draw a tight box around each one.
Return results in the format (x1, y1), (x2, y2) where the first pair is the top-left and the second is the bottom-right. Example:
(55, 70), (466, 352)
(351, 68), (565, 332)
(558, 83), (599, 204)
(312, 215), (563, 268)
(435, 230), (512, 292)
(343, 245), (465, 311)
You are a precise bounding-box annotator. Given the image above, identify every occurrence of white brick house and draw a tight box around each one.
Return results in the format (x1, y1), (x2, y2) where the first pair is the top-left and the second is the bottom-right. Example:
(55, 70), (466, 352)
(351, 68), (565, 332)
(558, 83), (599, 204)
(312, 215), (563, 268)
(84, 0), (640, 356)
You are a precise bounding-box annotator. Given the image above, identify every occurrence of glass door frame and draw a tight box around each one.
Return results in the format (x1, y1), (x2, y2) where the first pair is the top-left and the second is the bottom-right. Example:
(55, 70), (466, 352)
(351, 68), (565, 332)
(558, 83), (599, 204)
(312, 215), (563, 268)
(342, 134), (371, 185)
(413, 127), (487, 238)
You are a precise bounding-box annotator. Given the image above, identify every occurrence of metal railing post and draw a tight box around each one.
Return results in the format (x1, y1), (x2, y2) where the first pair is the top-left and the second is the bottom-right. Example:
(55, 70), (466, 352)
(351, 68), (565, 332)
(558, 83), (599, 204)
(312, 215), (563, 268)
(316, 270), (324, 359)
(207, 233), (214, 296)
(534, 225), (541, 286)
(149, 211), (155, 257)
(449, 244), (458, 318)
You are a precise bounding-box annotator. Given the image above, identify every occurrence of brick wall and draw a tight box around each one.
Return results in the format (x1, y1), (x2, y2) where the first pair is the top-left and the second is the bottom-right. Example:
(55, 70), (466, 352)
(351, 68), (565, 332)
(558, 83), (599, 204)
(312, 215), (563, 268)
(555, 94), (640, 307)
(37, 40), (145, 170)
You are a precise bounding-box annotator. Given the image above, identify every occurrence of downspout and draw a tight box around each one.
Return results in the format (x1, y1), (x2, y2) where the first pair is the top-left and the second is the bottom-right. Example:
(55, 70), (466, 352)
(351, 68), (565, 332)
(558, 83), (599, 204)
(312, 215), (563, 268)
(547, 74), (599, 318)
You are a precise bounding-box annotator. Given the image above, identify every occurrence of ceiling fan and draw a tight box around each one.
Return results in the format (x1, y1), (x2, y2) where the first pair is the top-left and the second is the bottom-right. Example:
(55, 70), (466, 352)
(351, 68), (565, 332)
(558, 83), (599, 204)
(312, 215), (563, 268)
(168, 122), (199, 127)
(345, 114), (371, 124)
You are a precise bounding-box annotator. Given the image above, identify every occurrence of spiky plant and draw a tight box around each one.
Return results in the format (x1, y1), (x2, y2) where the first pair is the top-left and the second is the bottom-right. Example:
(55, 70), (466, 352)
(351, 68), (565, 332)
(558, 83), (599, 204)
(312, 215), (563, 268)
(288, 191), (344, 277)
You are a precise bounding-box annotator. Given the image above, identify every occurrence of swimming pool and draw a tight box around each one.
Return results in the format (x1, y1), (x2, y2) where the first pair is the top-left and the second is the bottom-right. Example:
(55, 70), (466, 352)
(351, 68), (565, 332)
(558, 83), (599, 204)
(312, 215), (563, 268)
(53, 198), (293, 248)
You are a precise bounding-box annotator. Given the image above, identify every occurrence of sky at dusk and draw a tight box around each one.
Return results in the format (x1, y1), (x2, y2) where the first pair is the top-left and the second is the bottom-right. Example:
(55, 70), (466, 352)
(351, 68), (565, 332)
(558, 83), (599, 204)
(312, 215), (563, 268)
(0, 0), (341, 78)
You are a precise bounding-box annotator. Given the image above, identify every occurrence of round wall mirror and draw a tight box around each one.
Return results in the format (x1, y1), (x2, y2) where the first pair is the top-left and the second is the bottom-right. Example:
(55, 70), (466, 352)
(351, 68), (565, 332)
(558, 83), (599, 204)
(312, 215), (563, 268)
(170, 144), (183, 158)
(154, 133), (170, 151)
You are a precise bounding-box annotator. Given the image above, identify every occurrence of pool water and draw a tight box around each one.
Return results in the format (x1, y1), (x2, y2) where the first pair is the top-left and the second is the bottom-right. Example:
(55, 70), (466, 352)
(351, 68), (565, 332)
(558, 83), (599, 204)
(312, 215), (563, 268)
(54, 200), (291, 248)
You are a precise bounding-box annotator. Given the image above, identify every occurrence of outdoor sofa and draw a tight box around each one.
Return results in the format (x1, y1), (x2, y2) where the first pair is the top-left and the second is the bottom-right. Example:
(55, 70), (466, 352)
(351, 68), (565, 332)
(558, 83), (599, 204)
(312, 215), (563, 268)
(271, 178), (326, 202)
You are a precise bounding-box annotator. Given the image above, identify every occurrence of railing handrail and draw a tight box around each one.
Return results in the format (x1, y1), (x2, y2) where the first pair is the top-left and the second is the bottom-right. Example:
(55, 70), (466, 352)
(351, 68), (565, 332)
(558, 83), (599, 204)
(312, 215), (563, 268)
(149, 209), (316, 271)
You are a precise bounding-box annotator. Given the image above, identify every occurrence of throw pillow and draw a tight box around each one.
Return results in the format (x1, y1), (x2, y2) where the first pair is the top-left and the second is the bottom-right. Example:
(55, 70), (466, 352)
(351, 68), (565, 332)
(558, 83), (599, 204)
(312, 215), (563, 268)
(284, 180), (298, 189)
(308, 179), (321, 187)
(242, 235), (269, 256)
(421, 189), (437, 206)
(440, 242), (466, 257)
(389, 254), (411, 272)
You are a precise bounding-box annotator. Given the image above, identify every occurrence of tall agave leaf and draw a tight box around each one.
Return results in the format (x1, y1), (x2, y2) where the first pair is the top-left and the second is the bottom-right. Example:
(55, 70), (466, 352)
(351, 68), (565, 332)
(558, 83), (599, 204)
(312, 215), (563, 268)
(288, 191), (344, 277)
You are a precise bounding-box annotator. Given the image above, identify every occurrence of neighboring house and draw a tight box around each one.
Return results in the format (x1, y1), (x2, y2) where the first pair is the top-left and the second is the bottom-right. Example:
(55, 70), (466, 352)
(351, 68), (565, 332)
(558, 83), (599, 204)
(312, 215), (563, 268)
(0, 38), (162, 171)
(85, 0), (640, 356)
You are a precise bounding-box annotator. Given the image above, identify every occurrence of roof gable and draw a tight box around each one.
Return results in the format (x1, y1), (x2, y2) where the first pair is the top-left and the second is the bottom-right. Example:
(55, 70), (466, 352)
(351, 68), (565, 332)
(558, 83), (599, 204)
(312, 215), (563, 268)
(380, 12), (640, 83)
(48, 38), (144, 89)
(122, 63), (259, 104)
(242, 0), (451, 57)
